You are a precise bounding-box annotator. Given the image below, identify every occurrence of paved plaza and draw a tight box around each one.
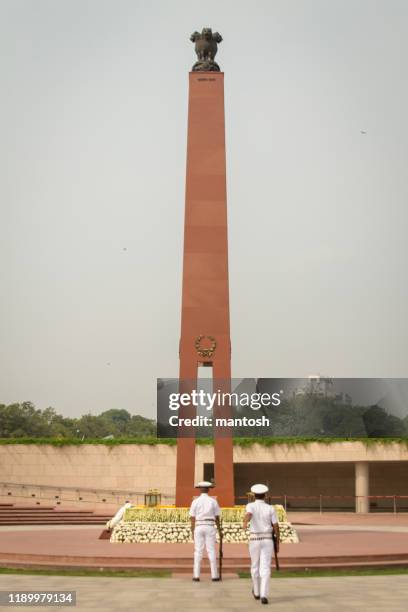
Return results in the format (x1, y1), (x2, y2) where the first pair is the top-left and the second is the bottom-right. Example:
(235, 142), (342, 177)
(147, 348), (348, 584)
(1, 521), (408, 571)
(1, 574), (408, 611)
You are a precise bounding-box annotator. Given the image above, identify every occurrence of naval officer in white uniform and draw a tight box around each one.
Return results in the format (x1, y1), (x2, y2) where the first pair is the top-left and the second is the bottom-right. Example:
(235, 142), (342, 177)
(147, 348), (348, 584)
(106, 500), (133, 531)
(243, 484), (279, 605)
(189, 481), (221, 582)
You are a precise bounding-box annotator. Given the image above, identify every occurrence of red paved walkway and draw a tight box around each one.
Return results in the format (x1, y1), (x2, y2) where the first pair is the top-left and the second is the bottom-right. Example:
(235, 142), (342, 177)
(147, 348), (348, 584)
(289, 512), (408, 526)
(1, 522), (408, 571)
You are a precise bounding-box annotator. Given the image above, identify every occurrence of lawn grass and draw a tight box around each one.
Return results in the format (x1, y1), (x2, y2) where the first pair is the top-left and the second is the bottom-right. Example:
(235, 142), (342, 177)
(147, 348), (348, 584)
(0, 567), (171, 578)
(2, 566), (408, 579)
(239, 567), (408, 579)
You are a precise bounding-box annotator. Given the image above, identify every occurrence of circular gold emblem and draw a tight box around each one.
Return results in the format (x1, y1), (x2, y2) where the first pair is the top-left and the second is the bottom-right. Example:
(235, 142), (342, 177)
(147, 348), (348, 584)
(195, 335), (217, 358)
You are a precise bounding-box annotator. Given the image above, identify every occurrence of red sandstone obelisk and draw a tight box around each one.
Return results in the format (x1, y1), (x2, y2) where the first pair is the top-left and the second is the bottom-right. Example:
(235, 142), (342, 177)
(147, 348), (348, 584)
(175, 30), (234, 507)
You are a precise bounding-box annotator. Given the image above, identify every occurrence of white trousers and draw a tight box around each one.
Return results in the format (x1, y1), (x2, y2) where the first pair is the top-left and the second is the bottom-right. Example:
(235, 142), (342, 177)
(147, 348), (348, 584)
(249, 539), (274, 598)
(193, 525), (218, 579)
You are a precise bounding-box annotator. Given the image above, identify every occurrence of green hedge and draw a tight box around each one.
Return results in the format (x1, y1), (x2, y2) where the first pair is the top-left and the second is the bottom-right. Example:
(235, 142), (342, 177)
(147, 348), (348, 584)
(0, 437), (407, 447)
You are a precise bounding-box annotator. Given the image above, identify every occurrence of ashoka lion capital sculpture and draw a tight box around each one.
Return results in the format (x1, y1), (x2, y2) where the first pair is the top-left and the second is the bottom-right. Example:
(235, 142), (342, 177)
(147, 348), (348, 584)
(190, 28), (222, 72)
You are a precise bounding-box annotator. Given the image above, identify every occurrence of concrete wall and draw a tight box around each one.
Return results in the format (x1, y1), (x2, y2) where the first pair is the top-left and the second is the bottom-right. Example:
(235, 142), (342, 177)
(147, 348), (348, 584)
(0, 442), (407, 511)
(0, 444), (176, 511)
(232, 462), (355, 509)
(370, 461), (408, 510)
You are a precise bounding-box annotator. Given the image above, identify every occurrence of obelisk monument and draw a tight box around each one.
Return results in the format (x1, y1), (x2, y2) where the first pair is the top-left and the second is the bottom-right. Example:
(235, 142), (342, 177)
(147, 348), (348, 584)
(175, 29), (234, 506)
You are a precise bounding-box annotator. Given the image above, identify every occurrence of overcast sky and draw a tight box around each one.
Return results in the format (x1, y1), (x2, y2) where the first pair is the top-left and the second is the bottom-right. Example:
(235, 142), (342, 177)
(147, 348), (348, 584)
(1, 0), (407, 418)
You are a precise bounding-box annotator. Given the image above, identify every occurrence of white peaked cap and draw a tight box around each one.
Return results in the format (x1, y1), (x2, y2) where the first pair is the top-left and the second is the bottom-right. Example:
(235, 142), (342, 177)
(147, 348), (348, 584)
(195, 481), (214, 488)
(251, 483), (269, 494)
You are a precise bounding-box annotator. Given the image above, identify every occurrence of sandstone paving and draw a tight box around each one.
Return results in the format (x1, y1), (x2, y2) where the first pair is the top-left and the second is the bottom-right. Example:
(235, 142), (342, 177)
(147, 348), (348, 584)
(289, 512), (408, 527)
(1, 574), (408, 611)
(1, 526), (408, 564)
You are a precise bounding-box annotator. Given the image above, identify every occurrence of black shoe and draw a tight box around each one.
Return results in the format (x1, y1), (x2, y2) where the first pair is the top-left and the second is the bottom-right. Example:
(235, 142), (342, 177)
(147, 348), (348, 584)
(212, 578), (220, 582)
(252, 589), (260, 600)
(192, 577), (200, 582)
(261, 597), (268, 604)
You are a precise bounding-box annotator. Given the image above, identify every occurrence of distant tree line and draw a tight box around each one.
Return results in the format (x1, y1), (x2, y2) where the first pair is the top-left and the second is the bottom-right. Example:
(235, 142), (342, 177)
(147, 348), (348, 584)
(1, 398), (407, 440)
(234, 395), (408, 438)
(0, 403), (156, 439)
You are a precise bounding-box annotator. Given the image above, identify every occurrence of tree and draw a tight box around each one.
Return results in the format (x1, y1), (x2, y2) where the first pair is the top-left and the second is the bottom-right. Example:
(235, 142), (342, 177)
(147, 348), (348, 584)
(0, 403), (156, 439)
(362, 406), (406, 437)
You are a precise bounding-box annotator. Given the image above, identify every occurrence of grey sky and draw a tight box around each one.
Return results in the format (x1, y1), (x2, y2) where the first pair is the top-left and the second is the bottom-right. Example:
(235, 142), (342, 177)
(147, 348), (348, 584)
(1, 0), (407, 418)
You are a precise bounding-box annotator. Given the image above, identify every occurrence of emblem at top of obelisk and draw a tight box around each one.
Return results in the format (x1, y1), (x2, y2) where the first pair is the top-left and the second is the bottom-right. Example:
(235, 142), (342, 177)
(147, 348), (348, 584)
(190, 28), (222, 72)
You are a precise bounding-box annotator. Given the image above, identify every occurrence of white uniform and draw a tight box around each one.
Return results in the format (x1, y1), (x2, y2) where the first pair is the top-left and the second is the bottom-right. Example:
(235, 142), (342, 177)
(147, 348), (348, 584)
(189, 493), (220, 579)
(107, 502), (132, 530)
(246, 500), (278, 599)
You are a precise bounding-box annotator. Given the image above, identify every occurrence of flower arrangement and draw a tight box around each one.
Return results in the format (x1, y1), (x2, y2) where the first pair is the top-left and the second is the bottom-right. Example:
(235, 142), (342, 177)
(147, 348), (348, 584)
(124, 504), (287, 524)
(110, 504), (298, 544)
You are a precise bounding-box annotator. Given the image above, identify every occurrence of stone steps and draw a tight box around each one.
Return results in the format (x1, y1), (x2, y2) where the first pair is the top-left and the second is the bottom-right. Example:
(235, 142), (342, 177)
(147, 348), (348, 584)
(0, 520), (109, 525)
(0, 504), (110, 525)
(0, 512), (110, 516)
(0, 506), (56, 511)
